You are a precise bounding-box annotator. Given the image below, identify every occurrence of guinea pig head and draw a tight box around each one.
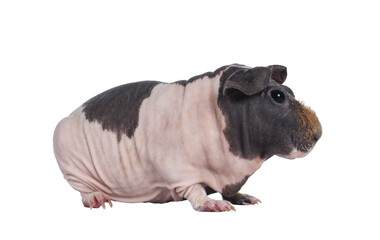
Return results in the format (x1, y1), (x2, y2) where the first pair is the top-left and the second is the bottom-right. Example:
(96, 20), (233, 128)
(218, 65), (322, 160)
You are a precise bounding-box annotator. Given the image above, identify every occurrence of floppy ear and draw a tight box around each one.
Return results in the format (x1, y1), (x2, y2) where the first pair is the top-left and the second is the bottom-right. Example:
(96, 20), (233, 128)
(223, 67), (271, 97)
(268, 65), (287, 84)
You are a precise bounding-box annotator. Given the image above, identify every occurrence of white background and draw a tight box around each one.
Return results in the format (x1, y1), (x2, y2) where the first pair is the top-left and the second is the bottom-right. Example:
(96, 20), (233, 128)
(1, 0), (379, 239)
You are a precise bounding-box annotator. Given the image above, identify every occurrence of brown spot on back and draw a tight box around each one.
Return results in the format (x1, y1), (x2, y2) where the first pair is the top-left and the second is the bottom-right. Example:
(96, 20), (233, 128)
(82, 81), (161, 141)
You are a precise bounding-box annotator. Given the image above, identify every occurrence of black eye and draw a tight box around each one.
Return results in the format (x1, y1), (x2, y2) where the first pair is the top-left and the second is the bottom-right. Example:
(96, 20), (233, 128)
(270, 90), (286, 103)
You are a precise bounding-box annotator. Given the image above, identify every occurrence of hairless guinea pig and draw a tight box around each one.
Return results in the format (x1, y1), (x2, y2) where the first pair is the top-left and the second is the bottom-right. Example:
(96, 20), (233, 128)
(53, 64), (322, 212)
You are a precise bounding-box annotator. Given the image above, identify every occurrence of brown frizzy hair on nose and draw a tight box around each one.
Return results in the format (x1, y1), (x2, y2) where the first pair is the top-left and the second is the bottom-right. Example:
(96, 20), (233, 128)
(294, 101), (322, 150)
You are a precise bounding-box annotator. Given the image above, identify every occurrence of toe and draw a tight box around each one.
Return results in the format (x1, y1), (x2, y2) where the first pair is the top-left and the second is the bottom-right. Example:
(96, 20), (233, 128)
(223, 193), (261, 205)
(82, 192), (113, 209)
(201, 200), (235, 212)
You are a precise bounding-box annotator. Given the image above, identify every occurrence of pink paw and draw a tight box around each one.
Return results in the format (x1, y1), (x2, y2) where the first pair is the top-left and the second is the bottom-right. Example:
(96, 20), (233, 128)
(198, 200), (236, 212)
(81, 192), (113, 209)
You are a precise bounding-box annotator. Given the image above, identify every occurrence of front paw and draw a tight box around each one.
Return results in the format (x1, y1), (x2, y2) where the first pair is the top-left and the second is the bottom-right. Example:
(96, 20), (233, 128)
(223, 193), (261, 205)
(195, 200), (236, 212)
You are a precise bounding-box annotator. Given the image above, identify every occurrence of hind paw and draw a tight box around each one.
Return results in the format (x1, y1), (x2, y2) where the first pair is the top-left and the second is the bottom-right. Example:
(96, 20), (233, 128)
(81, 192), (113, 209)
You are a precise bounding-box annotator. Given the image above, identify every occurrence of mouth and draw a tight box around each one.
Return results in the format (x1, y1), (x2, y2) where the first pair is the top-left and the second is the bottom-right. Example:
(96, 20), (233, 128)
(277, 148), (310, 159)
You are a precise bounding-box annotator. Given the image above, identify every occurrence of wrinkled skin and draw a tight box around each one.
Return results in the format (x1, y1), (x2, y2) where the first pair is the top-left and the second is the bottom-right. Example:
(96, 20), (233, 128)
(53, 64), (322, 212)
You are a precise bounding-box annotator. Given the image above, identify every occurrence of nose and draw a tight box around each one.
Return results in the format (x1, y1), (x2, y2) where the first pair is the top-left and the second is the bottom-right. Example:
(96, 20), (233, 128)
(311, 115), (322, 144)
(312, 125), (322, 144)
(313, 133), (321, 142)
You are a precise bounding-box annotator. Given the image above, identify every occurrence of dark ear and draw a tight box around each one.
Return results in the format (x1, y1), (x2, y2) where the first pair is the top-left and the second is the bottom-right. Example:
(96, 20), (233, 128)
(223, 67), (271, 97)
(268, 65), (287, 84)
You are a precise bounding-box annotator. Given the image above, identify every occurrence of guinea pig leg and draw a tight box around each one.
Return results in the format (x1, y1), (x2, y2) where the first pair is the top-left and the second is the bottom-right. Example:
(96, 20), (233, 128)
(180, 184), (235, 212)
(222, 193), (261, 205)
(200, 199), (236, 212)
(81, 192), (113, 209)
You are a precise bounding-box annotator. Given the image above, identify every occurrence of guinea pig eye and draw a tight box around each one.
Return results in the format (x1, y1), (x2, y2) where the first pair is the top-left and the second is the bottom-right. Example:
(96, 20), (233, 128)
(270, 90), (286, 104)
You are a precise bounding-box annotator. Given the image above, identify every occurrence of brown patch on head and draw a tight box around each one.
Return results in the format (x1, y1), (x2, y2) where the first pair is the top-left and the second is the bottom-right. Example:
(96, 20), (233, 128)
(293, 101), (322, 152)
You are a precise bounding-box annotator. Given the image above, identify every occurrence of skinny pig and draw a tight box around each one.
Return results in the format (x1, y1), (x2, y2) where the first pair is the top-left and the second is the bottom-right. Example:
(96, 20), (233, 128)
(53, 64), (322, 212)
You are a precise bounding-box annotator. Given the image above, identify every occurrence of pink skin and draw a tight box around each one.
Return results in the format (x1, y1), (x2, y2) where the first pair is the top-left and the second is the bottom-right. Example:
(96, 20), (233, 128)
(81, 192), (113, 209)
(53, 66), (268, 212)
(277, 148), (310, 159)
(200, 200), (236, 212)
(178, 184), (237, 212)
